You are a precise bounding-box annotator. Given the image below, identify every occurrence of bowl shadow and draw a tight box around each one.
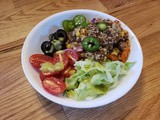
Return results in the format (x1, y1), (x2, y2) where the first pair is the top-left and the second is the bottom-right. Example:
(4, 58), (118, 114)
(36, 93), (67, 120)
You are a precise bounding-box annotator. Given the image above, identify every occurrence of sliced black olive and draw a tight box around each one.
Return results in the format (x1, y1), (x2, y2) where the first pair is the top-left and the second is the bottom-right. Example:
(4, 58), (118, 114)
(49, 32), (58, 41)
(62, 43), (66, 49)
(57, 29), (68, 42)
(41, 41), (55, 56)
(118, 41), (127, 51)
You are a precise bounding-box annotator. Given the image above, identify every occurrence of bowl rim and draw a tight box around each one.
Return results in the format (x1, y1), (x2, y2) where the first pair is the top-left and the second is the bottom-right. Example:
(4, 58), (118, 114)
(21, 9), (143, 108)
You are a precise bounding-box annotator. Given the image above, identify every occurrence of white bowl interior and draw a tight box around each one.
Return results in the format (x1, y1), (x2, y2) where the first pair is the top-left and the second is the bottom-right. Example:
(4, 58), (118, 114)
(22, 9), (143, 108)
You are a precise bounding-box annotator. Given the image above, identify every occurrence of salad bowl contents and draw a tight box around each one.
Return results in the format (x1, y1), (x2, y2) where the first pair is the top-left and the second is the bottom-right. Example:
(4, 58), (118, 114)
(29, 14), (135, 100)
(22, 10), (143, 108)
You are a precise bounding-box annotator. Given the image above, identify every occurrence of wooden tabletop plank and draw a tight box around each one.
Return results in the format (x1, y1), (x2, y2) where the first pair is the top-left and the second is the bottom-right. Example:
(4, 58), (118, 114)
(100, 0), (138, 10)
(0, 0), (15, 18)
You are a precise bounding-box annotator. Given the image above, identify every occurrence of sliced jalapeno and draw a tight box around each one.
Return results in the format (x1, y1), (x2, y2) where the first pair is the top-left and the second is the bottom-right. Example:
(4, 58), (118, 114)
(67, 20), (75, 31)
(62, 20), (75, 32)
(63, 20), (69, 32)
(82, 36), (100, 52)
(73, 15), (86, 26)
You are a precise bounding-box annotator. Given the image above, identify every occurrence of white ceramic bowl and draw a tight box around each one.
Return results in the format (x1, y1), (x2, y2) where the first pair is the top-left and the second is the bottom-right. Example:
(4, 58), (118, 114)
(21, 9), (143, 108)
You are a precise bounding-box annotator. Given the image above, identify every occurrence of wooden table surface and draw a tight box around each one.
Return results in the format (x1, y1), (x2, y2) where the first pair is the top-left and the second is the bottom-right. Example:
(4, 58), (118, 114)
(0, 0), (160, 120)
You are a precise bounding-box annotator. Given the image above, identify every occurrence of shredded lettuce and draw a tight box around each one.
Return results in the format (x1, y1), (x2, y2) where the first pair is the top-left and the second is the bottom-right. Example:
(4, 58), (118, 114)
(65, 59), (135, 101)
(66, 78), (105, 100)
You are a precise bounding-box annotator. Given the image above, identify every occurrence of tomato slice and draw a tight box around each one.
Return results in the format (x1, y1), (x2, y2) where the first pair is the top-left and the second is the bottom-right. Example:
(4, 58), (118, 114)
(63, 65), (76, 78)
(42, 77), (66, 95)
(40, 71), (64, 82)
(65, 49), (79, 65)
(29, 54), (54, 68)
(41, 70), (60, 77)
(53, 51), (68, 68)
(37, 51), (68, 77)
(39, 72), (46, 81)
(57, 76), (65, 82)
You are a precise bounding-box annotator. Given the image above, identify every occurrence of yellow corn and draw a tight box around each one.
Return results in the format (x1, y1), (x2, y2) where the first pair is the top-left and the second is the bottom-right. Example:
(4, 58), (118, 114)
(69, 70), (76, 75)
(76, 29), (80, 37)
(121, 30), (128, 37)
(81, 29), (87, 35)
(66, 44), (72, 49)
(112, 51), (118, 55)
(112, 48), (119, 55)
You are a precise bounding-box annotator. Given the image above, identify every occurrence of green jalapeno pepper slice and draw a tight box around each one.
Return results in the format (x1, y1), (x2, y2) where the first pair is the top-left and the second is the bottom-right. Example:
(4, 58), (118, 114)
(62, 20), (75, 32)
(82, 36), (100, 52)
(67, 20), (75, 31)
(73, 15), (86, 26)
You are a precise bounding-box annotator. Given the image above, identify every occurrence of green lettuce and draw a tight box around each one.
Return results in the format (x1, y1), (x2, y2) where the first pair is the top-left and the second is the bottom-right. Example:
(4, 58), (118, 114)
(66, 78), (105, 100)
(65, 59), (135, 101)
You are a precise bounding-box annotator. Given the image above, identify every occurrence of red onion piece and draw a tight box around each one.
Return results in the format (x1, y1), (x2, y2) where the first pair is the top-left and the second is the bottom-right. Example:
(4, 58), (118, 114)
(73, 46), (83, 52)
(91, 18), (96, 24)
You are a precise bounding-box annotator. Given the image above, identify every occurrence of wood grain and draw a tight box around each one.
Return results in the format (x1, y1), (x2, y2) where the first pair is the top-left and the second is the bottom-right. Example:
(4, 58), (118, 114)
(100, 0), (138, 10)
(0, 0), (160, 120)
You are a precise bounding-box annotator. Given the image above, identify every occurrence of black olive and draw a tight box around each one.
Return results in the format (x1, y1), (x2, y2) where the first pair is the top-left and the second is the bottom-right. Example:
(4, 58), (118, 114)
(49, 32), (58, 41)
(62, 43), (66, 49)
(118, 41), (127, 51)
(41, 41), (55, 56)
(57, 29), (68, 42)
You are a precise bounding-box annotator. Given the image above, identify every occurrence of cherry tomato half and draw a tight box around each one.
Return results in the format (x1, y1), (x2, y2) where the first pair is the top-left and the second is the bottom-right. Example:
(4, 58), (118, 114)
(40, 51), (69, 76)
(57, 76), (65, 82)
(65, 49), (79, 65)
(29, 54), (54, 68)
(42, 77), (66, 95)
(39, 72), (46, 81)
(63, 65), (76, 78)
(40, 72), (64, 82)
(53, 51), (69, 68)
(41, 70), (60, 77)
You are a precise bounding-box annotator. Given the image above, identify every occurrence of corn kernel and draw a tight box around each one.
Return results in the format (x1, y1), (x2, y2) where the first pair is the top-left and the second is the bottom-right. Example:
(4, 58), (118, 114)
(121, 30), (128, 37)
(112, 48), (119, 55)
(76, 29), (80, 37)
(66, 44), (72, 49)
(69, 70), (76, 75)
(112, 51), (118, 55)
(81, 29), (87, 35)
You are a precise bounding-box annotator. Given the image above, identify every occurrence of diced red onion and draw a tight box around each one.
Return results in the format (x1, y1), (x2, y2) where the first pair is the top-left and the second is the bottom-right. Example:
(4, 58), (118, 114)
(91, 18), (96, 24)
(73, 46), (83, 52)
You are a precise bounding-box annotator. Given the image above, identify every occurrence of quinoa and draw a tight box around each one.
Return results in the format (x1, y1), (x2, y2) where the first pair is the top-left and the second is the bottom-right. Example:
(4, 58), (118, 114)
(66, 18), (130, 62)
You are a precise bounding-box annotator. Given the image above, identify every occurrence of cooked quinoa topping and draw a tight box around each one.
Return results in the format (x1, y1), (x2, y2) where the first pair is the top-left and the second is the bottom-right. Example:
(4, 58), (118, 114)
(66, 18), (130, 62)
